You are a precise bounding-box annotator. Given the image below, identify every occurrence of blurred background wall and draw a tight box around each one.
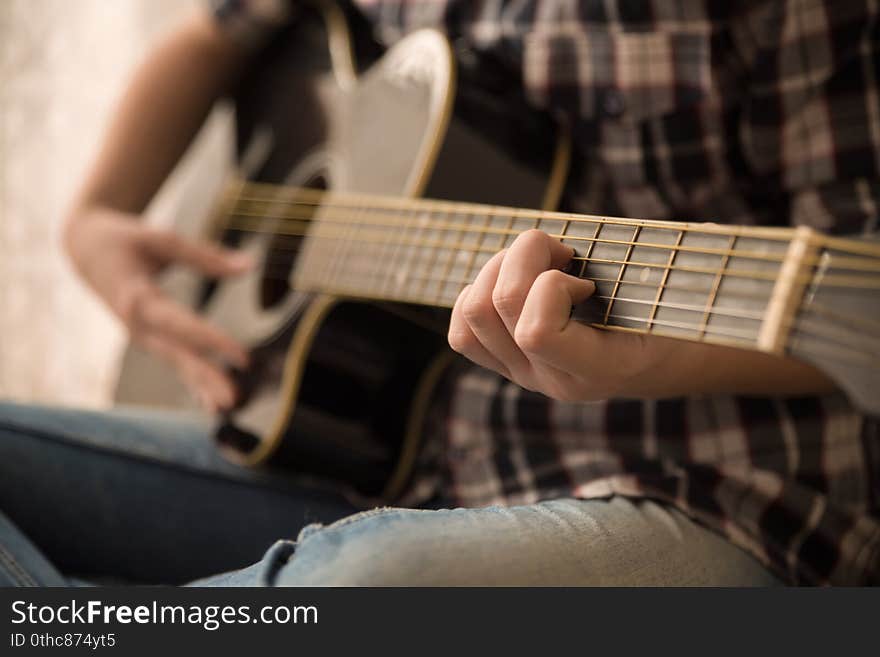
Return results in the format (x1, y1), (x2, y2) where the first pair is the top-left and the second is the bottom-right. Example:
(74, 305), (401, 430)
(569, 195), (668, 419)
(0, 0), (229, 407)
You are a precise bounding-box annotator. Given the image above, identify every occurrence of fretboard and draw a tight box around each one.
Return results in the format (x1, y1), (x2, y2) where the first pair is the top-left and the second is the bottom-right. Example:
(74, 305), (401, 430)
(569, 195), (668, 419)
(221, 182), (880, 413)
(227, 187), (802, 351)
(225, 187), (824, 347)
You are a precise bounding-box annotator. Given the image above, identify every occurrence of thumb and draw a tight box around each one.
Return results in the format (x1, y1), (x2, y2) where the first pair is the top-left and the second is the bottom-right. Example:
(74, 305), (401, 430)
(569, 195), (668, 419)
(146, 230), (254, 277)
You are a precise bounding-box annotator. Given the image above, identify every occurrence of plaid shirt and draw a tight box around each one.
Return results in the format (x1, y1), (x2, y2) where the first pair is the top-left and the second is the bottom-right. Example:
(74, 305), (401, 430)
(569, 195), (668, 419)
(212, 0), (880, 585)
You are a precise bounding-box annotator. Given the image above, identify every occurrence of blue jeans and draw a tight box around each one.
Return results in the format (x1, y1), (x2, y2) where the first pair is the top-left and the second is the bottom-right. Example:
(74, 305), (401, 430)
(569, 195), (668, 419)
(0, 401), (781, 586)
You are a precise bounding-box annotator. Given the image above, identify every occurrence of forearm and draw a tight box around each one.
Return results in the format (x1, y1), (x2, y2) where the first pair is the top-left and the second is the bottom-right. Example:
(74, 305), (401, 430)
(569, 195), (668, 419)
(623, 337), (838, 399)
(67, 10), (247, 221)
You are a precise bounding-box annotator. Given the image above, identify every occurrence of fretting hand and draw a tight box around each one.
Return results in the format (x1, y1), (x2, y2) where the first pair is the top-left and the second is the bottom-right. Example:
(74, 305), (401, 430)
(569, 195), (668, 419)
(65, 208), (252, 411)
(448, 229), (835, 401)
(448, 229), (670, 401)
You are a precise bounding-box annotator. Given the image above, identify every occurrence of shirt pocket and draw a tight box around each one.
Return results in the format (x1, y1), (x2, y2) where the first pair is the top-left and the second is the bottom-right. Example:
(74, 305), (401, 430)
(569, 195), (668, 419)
(522, 27), (712, 122)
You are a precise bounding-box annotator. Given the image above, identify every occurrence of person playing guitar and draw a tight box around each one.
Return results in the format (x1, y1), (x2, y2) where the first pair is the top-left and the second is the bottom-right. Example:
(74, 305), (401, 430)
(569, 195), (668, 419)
(0, 0), (877, 586)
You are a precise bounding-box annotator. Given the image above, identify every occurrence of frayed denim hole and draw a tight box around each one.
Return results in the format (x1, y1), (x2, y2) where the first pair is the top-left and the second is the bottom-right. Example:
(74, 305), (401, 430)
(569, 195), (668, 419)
(296, 522), (326, 542)
(258, 539), (298, 587)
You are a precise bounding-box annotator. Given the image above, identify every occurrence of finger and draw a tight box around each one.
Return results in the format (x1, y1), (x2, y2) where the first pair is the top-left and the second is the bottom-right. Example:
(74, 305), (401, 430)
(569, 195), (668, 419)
(145, 230), (253, 277)
(513, 269), (598, 374)
(448, 285), (512, 378)
(493, 230), (574, 334)
(460, 251), (534, 384)
(139, 332), (237, 412)
(136, 291), (249, 369)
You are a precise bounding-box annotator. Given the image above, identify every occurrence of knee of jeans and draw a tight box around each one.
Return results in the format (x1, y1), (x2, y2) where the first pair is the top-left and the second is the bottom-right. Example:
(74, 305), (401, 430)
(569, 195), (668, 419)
(271, 508), (455, 586)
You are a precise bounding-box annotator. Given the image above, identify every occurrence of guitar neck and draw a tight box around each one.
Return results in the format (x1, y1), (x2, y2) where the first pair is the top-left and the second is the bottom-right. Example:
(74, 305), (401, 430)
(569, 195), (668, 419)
(225, 184), (879, 358)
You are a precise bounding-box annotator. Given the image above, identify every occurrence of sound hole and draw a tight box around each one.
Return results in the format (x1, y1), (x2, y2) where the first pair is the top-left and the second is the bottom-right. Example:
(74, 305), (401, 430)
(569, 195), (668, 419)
(259, 175), (326, 309)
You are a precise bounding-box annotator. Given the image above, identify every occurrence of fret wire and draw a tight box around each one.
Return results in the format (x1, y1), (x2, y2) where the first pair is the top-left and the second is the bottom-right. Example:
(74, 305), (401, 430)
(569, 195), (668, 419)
(312, 205), (338, 287)
(433, 206), (469, 304)
(458, 209), (493, 297)
(304, 203), (334, 287)
(413, 209), (447, 299)
(578, 222), (603, 279)
(325, 204), (363, 288)
(238, 218), (795, 285)
(559, 216), (572, 242)
(501, 209), (517, 250)
(698, 234), (738, 338)
(647, 229), (684, 330)
(400, 207), (425, 296)
(602, 225), (642, 327)
(372, 208), (404, 289)
(231, 203), (793, 265)
(376, 205), (410, 297)
(376, 206), (407, 296)
(395, 208), (426, 299)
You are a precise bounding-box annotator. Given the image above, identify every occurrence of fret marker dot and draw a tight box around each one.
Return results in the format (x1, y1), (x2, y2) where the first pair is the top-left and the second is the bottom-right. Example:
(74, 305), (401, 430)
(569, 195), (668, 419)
(639, 267), (651, 283)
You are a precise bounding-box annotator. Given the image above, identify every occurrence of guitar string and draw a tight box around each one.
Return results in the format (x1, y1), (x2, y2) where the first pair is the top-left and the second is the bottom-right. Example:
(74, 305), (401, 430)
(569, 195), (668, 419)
(225, 197), (880, 280)
(230, 215), (791, 282)
(294, 257), (880, 360)
(217, 196), (880, 360)
(233, 194), (880, 272)
(231, 201), (794, 265)
(260, 249), (880, 361)
(227, 192), (880, 279)
(284, 273), (880, 364)
(227, 183), (880, 267)
(232, 182), (799, 240)
(224, 213), (880, 289)
(253, 241), (769, 319)
(249, 241), (778, 304)
(241, 232), (766, 345)
(240, 236), (880, 363)
(239, 223), (873, 338)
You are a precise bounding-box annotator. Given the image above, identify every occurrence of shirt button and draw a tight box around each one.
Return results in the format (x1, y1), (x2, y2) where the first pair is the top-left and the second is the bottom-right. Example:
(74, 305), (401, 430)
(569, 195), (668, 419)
(602, 89), (626, 118)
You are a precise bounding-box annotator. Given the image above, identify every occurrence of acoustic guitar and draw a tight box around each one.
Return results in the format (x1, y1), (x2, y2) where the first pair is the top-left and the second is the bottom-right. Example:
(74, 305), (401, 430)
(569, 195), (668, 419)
(115, 2), (880, 503)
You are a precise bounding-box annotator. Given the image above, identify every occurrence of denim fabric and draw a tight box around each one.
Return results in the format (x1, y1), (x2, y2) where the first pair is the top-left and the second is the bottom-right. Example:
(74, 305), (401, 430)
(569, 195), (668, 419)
(0, 510), (66, 586)
(212, 498), (781, 586)
(0, 401), (357, 584)
(0, 401), (780, 586)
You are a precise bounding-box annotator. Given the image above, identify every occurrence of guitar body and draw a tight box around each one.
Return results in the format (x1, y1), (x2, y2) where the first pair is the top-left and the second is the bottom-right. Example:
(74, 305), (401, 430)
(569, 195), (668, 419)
(115, 3), (567, 501)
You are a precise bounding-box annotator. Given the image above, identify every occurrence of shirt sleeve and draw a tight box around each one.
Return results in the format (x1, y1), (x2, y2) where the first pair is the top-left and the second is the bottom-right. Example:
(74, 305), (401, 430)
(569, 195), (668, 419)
(208, 0), (296, 49)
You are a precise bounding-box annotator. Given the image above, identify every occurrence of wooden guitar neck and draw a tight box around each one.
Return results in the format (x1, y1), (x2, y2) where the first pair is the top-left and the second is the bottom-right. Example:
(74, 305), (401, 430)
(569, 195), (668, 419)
(219, 182), (880, 413)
